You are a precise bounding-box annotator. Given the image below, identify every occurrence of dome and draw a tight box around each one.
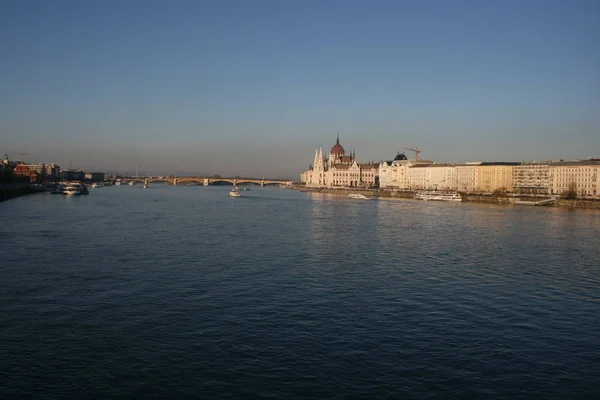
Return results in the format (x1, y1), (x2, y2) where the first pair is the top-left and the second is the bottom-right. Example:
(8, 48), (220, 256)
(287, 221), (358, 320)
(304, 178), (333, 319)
(394, 153), (408, 161)
(330, 135), (345, 156)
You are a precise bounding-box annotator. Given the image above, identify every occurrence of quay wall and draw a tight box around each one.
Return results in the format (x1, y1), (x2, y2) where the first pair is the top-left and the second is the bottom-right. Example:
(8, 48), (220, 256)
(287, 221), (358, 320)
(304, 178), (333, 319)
(295, 187), (600, 210)
(0, 185), (41, 203)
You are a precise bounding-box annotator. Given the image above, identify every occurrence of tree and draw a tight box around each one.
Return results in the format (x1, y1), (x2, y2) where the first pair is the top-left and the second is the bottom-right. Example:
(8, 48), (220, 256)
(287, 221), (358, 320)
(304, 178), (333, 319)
(563, 182), (577, 200)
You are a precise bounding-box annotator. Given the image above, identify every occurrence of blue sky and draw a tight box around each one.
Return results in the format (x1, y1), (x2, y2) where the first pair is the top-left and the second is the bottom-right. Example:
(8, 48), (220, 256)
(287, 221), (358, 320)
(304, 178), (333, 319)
(1, 0), (598, 178)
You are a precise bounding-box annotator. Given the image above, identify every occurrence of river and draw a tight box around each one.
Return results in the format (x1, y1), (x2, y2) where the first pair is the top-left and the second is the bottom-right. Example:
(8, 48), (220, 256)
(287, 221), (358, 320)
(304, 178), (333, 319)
(1, 185), (599, 398)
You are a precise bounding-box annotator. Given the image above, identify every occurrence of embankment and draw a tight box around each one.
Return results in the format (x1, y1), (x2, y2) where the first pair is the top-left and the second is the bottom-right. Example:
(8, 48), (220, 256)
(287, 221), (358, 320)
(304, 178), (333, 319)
(295, 187), (600, 209)
(0, 185), (43, 203)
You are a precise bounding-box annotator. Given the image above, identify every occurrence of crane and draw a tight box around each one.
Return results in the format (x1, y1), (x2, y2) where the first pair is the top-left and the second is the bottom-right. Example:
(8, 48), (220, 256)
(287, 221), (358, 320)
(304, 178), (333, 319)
(8, 152), (28, 163)
(404, 146), (421, 162)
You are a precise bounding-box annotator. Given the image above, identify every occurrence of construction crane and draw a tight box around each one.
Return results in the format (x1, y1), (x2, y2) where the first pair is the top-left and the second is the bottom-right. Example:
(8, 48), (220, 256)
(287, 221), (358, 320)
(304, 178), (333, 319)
(404, 146), (421, 162)
(8, 152), (28, 163)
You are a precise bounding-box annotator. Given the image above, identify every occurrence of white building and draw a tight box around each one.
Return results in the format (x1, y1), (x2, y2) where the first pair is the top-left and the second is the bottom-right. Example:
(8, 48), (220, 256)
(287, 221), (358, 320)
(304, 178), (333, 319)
(378, 153), (411, 189)
(302, 136), (377, 188)
(549, 160), (600, 197)
(456, 163), (480, 193)
(425, 164), (458, 190)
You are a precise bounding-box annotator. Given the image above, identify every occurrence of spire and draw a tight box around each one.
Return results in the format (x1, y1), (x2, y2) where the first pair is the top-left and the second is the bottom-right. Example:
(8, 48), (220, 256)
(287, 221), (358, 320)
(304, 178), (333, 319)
(336, 133), (339, 145)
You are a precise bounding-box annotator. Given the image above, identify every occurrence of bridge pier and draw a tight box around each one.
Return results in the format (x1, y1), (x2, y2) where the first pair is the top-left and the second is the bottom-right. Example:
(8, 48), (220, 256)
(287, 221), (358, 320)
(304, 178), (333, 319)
(203, 178), (209, 186)
(173, 178), (177, 186)
(261, 179), (265, 187)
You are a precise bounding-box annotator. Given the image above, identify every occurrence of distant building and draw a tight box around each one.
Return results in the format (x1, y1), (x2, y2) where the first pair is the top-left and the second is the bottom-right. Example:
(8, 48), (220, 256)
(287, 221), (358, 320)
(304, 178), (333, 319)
(456, 163), (481, 193)
(85, 172), (105, 182)
(302, 136), (378, 188)
(61, 169), (85, 181)
(13, 165), (38, 182)
(423, 164), (458, 190)
(475, 162), (519, 192)
(26, 163), (61, 180)
(513, 163), (549, 194)
(549, 160), (600, 197)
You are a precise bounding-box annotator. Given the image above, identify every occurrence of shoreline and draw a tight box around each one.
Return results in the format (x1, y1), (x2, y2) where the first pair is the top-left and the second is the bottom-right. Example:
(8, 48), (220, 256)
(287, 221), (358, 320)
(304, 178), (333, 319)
(295, 187), (600, 210)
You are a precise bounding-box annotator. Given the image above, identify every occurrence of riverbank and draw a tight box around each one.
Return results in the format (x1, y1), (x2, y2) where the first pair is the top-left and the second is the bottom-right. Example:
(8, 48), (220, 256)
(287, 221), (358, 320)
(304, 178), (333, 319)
(295, 187), (600, 210)
(0, 184), (45, 203)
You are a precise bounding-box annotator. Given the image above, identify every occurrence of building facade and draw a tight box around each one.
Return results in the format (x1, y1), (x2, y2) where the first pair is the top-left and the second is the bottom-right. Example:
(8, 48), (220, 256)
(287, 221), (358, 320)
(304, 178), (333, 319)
(475, 163), (519, 193)
(302, 136), (378, 188)
(378, 153), (412, 189)
(513, 163), (549, 194)
(548, 160), (600, 197)
(455, 163), (480, 193)
(26, 163), (61, 180)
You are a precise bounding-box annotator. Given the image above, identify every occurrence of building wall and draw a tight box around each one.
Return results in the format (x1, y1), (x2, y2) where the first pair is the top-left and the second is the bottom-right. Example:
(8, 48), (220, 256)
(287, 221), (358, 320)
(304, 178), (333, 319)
(513, 164), (549, 194)
(475, 165), (515, 192)
(378, 160), (412, 189)
(25, 163), (61, 179)
(409, 166), (428, 190)
(425, 165), (458, 190)
(549, 162), (600, 197)
(359, 165), (377, 187)
(456, 165), (479, 193)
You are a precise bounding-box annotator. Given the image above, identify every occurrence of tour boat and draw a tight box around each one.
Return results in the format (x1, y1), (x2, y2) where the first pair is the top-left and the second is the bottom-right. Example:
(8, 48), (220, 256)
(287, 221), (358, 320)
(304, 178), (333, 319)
(63, 182), (85, 195)
(229, 187), (241, 197)
(414, 191), (462, 202)
(348, 193), (370, 200)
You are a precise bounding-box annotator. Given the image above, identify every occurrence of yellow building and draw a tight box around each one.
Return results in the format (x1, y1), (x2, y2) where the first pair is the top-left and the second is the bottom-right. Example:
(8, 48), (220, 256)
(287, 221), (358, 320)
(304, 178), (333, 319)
(475, 162), (518, 193)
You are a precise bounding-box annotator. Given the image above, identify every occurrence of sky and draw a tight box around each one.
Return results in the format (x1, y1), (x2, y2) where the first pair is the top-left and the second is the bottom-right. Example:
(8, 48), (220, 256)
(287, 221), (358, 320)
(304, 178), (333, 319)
(1, 0), (598, 178)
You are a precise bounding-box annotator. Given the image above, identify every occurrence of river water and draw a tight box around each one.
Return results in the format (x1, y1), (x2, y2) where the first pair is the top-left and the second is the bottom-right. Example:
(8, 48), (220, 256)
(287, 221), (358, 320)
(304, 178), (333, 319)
(1, 185), (599, 399)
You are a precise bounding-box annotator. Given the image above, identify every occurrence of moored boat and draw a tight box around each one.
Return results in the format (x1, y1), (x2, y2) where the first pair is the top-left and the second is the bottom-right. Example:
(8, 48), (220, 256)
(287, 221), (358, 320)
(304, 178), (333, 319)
(348, 193), (370, 200)
(63, 182), (86, 195)
(414, 191), (462, 202)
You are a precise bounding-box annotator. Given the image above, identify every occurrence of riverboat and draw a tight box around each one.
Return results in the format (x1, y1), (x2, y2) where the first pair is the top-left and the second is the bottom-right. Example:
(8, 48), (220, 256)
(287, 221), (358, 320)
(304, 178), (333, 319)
(348, 193), (370, 200)
(63, 182), (87, 196)
(414, 191), (462, 202)
(229, 187), (241, 197)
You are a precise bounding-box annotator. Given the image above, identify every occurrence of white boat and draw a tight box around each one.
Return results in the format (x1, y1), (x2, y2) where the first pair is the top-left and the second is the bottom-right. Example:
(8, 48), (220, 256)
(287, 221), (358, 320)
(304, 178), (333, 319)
(91, 183), (101, 188)
(63, 182), (85, 195)
(348, 193), (370, 200)
(414, 191), (462, 202)
(128, 181), (136, 186)
(229, 187), (241, 197)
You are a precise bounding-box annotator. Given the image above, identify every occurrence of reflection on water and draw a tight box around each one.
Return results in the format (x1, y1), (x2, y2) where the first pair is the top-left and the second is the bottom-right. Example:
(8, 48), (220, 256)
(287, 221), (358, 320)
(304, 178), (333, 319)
(1, 186), (599, 398)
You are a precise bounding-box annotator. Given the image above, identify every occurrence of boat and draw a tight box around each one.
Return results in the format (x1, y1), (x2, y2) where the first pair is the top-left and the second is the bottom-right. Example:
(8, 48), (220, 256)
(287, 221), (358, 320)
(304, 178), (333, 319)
(63, 182), (85, 195)
(128, 181), (136, 186)
(414, 191), (462, 202)
(348, 193), (370, 200)
(91, 183), (101, 188)
(229, 187), (241, 197)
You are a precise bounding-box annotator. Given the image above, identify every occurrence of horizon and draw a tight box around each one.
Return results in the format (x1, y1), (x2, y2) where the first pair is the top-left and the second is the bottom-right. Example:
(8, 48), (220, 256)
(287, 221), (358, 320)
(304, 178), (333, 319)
(1, 0), (599, 177)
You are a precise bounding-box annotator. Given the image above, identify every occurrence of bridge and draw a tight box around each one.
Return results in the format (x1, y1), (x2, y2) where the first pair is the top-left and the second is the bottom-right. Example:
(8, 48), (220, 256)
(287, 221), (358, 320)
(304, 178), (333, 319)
(122, 176), (293, 187)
